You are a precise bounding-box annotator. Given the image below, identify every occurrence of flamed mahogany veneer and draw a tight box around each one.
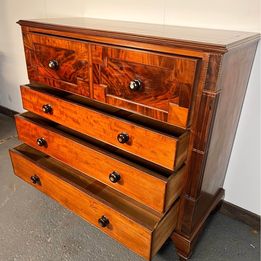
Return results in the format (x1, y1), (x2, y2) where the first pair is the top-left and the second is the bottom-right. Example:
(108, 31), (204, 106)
(20, 85), (188, 171)
(9, 17), (260, 260)
(15, 112), (186, 213)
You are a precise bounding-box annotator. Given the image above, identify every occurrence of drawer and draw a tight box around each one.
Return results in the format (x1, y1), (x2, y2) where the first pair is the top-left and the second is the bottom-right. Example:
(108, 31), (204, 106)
(9, 144), (179, 260)
(21, 85), (189, 171)
(92, 44), (199, 128)
(23, 32), (89, 96)
(15, 113), (186, 213)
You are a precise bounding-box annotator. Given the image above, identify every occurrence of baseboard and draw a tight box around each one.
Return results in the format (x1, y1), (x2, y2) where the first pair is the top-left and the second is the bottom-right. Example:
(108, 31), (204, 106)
(220, 201), (260, 231)
(0, 105), (19, 118)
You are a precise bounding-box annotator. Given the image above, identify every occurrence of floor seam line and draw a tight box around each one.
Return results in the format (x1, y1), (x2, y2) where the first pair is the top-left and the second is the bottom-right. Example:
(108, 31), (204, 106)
(0, 135), (18, 145)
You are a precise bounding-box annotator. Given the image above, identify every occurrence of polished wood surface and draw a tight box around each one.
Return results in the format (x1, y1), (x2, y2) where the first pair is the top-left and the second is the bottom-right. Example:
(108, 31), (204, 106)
(21, 26), (201, 128)
(12, 18), (260, 260)
(18, 18), (260, 52)
(22, 28), (89, 96)
(172, 189), (224, 260)
(172, 34), (259, 259)
(15, 112), (186, 213)
(20, 85), (188, 171)
(10, 144), (179, 260)
(92, 44), (198, 127)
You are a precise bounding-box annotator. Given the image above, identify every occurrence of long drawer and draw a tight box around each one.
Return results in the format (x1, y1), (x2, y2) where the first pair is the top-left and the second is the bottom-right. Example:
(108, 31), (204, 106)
(15, 112), (186, 213)
(9, 144), (179, 260)
(20, 85), (189, 171)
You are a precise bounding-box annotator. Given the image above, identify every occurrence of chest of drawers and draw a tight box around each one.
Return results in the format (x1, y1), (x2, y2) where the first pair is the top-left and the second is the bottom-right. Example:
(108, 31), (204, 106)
(9, 18), (259, 260)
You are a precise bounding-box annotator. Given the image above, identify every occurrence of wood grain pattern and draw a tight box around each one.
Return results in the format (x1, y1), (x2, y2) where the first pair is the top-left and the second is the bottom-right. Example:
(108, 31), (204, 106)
(14, 18), (260, 261)
(165, 166), (187, 212)
(202, 40), (259, 196)
(15, 113), (185, 213)
(92, 44), (198, 127)
(22, 30), (90, 96)
(168, 103), (189, 128)
(10, 144), (179, 260)
(20, 85), (188, 171)
(172, 189), (224, 259)
(18, 18), (260, 53)
(173, 34), (259, 259)
(151, 200), (179, 257)
(105, 95), (169, 124)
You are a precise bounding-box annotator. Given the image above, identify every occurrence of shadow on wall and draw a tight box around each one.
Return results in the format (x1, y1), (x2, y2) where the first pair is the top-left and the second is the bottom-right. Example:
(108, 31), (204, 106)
(0, 52), (14, 106)
(0, 0), (28, 112)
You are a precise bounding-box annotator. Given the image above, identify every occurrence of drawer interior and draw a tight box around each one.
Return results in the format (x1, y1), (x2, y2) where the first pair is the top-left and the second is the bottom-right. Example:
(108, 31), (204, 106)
(26, 84), (186, 135)
(11, 144), (162, 228)
(10, 144), (180, 259)
(18, 111), (175, 178)
(16, 112), (186, 213)
(21, 84), (189, 171)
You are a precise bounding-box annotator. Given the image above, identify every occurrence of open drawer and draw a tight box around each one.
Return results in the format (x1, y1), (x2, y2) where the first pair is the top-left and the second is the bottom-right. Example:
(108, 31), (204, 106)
(15, 112), (186, 213)
(20, 85), (189, 171)
(10, 144), (179, 260)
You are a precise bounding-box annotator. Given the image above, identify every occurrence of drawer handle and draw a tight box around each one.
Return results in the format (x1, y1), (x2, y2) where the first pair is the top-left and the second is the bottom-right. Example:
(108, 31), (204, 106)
(48, 60), (59, 70)
(37, 137), (47, 147)
(98, 216), (109, 227)
(117, 133), (129, 144)
(109, 171), (121, 183)
(129, 79), (142, 91)
(30, 175), (40, 185)
(42, 104), (52, 114)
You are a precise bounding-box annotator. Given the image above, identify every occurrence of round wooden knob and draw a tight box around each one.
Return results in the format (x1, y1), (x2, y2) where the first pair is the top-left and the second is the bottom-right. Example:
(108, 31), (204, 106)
(30, 175), (40, 184)
(109, 171), (121, 183)
(98, 216), (109, 227)
(48, 60), (59, 70)
(117, 133), (129, 144)
(42, 104), (52, 114)
(36, 137), (46, 147)
(129, 79), (142, 91)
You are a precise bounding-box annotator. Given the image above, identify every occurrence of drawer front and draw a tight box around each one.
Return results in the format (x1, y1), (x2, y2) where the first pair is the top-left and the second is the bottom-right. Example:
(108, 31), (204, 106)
(92, 45), (199, 128)
(21, 85), (189, 171)
(10, 144), (179, 260)
(22, 32), (89, 96)
(15, 113), (186, 213)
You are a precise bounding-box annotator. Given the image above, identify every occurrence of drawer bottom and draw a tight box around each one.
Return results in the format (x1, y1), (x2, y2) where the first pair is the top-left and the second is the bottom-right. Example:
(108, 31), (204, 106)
(9, 144), (179, 260)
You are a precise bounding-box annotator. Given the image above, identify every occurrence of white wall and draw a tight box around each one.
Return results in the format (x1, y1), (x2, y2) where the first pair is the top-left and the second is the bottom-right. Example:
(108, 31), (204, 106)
(0, 0), (260, 214)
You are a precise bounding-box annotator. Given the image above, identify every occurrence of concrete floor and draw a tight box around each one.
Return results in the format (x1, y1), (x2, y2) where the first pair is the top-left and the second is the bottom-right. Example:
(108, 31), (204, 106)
(0, 113), (260, 261)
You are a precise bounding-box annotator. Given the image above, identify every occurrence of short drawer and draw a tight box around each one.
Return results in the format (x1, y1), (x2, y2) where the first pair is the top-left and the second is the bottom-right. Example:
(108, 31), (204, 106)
(22, 32), (89, 96)
(21, 85), (189, 171)
(10, 144), (179, 260)
(15, 113), (186, 213)
(92, 44), (199, 128)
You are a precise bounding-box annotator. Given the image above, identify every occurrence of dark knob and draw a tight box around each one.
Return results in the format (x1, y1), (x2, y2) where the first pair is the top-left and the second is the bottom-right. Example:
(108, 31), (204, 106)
(42, 104), (52, 114)
(98, 216), (109, 227)
(109, 171), (121, 183)
(48, 60), (59, 70)
(117, 133), (129, 144)
(30, 175), (40, 184)
(129, 79), (142, 91)
(36, 137), (46, 147)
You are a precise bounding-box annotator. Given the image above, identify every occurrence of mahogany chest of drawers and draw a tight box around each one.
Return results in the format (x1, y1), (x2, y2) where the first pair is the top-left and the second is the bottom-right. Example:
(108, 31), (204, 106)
(9, 18), (259, 260)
